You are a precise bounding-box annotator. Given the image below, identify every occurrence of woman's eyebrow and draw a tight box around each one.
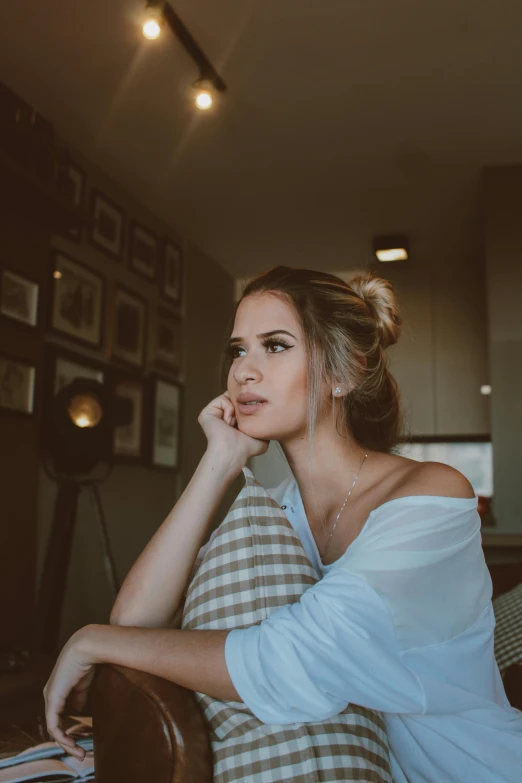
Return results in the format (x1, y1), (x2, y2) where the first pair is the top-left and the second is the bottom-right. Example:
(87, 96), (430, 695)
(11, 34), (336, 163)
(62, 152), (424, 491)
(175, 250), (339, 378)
(228, 329), (296, 346)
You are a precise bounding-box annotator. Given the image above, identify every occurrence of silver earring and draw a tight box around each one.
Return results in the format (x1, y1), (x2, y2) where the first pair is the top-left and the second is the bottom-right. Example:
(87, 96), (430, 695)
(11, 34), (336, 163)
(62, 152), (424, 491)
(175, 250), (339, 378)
(334, 387), (342, 394)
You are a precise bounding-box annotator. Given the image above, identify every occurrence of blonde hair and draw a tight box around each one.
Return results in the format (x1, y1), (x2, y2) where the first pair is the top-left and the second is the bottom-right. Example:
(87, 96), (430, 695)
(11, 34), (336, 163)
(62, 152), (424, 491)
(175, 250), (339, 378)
(219, 266), (409, 464)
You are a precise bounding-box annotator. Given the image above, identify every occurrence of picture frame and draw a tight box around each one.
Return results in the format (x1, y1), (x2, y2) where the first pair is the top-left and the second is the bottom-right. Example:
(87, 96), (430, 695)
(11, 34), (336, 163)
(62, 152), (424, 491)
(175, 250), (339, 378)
(111, 370), (145, 462)
(0, 268), (39, 327)
(88, 187), (126, 261)
(162, 239), (183, 306)
(149, 374), (183, 471)
(109, 284), (147, 369)
(47, 346), (106, 397)
(0, 355), (36, 415)
(50, 251), (105, 349)
(129, 220), (159, 281)
(154, 309), (182, 372)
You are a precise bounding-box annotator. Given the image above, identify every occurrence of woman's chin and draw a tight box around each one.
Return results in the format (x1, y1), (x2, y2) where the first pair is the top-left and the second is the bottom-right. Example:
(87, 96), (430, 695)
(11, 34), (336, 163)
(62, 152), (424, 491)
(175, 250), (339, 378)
(237, 420), (274, 440)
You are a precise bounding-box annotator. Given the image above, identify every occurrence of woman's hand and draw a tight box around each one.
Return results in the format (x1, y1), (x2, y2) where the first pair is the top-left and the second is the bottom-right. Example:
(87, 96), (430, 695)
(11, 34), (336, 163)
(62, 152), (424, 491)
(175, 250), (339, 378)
(198, 391), (269, 467)
(43, 626), (96, 761)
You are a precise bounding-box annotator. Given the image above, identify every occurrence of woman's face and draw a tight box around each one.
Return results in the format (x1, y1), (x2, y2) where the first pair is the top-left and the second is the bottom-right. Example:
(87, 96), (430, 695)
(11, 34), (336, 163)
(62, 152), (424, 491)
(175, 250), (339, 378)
(227, 293), (321, 442)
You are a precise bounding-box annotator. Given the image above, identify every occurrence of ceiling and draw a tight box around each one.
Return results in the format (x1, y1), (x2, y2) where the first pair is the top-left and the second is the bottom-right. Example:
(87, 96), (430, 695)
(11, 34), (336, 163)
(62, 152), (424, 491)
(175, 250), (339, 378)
(1, 0), (521, 278)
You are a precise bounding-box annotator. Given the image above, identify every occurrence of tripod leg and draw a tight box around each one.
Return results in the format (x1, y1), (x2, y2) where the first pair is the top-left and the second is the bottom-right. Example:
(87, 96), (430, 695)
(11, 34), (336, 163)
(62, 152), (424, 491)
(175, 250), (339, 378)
(87, 484), (120, 603)
(33, 481), (80, 655)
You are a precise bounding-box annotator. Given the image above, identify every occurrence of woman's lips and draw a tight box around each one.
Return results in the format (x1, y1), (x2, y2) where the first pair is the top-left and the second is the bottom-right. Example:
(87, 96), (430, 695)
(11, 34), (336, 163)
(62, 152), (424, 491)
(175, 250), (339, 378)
(237, 401), (267, 415)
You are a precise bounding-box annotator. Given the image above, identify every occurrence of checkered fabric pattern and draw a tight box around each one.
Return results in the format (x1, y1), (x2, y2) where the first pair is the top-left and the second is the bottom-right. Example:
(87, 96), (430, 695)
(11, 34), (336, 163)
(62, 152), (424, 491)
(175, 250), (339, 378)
(182, 466), (392, 783)
(493, 582), (522, 676)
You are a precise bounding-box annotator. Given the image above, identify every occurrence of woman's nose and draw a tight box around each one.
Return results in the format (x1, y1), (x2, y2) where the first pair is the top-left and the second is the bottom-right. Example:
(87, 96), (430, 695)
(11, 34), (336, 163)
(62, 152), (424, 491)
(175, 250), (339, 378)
(234, 356), (262, 382)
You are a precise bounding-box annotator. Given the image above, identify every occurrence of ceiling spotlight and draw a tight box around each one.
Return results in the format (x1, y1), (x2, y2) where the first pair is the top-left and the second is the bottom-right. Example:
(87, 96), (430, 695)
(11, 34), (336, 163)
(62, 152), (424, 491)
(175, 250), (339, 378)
(194, 79), (214, 110)
(142, 2), (226, 110)
(142, 3), (163, 39)
(373, 235), (410, 262)
(143, 17), (161, 39)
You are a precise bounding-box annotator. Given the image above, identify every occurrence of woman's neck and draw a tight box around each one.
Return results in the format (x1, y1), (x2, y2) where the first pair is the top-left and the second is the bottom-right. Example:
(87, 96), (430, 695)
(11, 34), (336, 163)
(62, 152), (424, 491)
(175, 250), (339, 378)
(280, 430), (375, 526)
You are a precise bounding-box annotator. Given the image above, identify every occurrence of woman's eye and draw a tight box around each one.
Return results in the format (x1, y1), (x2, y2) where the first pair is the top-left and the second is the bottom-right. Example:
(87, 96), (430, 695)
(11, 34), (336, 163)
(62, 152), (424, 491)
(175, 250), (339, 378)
(228, 340), (291, 359)
(264, 340), (289, 353)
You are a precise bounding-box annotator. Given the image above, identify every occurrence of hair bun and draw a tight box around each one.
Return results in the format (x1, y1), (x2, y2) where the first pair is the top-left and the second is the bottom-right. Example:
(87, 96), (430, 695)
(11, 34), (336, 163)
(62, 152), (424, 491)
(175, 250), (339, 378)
(349, 273), (402, 349)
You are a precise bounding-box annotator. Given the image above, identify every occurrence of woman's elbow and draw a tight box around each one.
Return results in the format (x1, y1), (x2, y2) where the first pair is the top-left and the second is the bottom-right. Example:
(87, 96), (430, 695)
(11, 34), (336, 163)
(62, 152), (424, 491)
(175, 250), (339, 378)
(108, 609), (136, 626)
(109, 605), (184, 628)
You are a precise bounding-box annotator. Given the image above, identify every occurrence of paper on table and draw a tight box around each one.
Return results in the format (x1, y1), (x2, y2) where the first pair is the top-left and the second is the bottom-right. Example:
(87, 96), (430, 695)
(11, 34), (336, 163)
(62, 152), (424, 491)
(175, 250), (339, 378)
(0, 738), (93, 771)
(0, 751), (94, 782)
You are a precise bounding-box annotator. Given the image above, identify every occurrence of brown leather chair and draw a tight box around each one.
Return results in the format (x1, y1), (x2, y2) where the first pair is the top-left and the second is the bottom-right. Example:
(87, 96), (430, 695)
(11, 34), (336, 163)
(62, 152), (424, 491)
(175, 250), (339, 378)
(90, 562), (522, 783)
(90, 663), (213, 783)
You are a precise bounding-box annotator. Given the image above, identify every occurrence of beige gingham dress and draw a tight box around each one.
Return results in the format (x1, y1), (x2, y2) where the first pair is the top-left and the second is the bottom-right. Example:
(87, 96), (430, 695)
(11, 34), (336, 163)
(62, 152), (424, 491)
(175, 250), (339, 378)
(182, 466), (392, 783)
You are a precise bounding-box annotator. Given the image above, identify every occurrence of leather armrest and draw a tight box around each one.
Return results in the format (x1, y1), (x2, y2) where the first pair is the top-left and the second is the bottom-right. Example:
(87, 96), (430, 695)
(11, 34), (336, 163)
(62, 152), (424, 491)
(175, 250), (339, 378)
(90, 663), (213, 783)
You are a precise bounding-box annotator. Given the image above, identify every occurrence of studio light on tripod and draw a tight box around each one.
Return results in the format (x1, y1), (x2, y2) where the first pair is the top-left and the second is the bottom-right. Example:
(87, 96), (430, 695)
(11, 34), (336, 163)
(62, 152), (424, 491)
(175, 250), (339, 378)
(68, 392), (103, 428)
(36, 376), (133, 654)
(44, 378), (132, 475)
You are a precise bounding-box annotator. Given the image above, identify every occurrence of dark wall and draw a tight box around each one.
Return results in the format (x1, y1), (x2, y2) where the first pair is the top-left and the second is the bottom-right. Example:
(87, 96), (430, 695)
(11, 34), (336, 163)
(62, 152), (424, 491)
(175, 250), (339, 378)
(0, 202), (50, 648)
(0, 85), (241, 650)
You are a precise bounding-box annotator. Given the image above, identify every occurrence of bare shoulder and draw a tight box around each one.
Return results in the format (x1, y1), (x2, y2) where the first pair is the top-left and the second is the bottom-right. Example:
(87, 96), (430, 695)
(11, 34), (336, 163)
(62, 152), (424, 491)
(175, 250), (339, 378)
(399, 460), (476, 500)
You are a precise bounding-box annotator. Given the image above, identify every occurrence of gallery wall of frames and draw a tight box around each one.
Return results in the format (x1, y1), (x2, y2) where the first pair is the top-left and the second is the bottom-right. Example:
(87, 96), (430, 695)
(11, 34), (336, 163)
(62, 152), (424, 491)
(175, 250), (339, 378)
(0, 153), (185, 474)
(0, 81), (197, 649)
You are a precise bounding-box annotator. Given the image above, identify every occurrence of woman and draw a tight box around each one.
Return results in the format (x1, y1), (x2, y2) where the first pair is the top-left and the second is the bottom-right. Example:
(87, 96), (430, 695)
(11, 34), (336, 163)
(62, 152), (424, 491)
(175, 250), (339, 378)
(44, 267), (522, 781)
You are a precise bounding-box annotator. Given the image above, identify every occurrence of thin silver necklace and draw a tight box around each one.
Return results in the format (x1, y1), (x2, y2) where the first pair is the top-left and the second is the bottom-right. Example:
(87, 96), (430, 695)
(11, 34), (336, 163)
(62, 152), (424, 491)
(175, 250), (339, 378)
(320, 451), (368, 562)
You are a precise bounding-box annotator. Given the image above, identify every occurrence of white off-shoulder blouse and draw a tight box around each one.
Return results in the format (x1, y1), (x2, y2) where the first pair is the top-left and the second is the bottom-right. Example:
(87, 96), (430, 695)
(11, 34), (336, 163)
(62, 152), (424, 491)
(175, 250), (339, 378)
(194, 473), (522, 782)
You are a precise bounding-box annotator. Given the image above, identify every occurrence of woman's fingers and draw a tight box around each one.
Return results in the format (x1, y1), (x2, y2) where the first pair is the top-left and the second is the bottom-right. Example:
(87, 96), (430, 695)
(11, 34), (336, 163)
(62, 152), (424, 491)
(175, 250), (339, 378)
(220, 392), (237, 425)
(50, 731), (85, 760)
(44, 683), (85, 760)
(47, 719), (84, 757)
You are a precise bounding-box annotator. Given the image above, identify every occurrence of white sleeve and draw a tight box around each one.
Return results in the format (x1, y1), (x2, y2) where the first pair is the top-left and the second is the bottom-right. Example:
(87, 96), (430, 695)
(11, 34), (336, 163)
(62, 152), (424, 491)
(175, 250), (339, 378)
(224, 568), (427, 724)
(224, 499), (490, 726)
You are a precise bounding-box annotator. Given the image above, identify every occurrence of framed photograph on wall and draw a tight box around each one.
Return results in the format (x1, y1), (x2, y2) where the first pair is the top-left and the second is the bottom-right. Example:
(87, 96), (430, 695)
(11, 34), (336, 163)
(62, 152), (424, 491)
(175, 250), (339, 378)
(0, 269), (39, 327)
(129, 221), (158, 281)
(154, 309), (182, 372)
(88, 187), (126, 261)
(111, 372), (144, 462)
(110, 284), (147, 369)
(162, 239), (183, 306)
(0, 355), (36, 415)
(149, 375), (182, 471)
(50, 251), (105, 348)
(50, 349), (105, 396)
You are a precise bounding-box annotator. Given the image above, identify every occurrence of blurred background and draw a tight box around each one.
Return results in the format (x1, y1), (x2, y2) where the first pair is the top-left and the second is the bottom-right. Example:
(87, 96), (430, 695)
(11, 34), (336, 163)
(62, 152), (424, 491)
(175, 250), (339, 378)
(0, 0), (520, 671)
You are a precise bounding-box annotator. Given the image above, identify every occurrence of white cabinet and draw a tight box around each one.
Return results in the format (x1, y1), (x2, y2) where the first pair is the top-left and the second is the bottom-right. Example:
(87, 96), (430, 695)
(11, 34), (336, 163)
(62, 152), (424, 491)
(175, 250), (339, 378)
(374, 258), (490, 437)
(432, 261), (490, 435)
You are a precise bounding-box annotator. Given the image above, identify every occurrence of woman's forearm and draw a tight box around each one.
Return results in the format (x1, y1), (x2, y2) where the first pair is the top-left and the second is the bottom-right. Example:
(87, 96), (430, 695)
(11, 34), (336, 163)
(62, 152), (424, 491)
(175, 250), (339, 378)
(110, 449), (241, 628)
(79, 623), (241, 702)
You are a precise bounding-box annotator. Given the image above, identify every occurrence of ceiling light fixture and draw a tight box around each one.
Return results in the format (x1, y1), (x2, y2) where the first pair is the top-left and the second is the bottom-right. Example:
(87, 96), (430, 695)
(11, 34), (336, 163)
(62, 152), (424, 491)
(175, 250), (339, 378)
(142, 15), (162, 40)
(193, 78), (214, 110)
(373, 235), (410, 262)
(142, 3), (162, 39)
(143, 1), (226, 108)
